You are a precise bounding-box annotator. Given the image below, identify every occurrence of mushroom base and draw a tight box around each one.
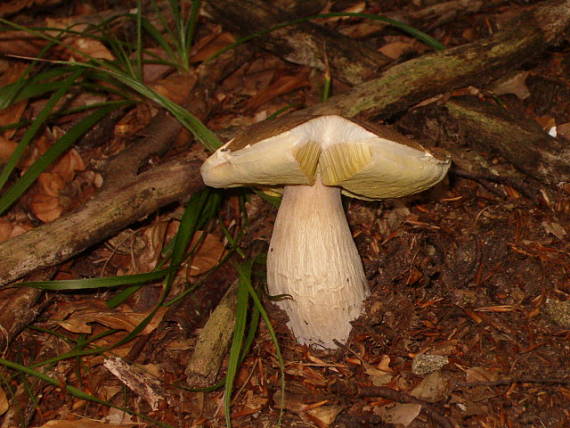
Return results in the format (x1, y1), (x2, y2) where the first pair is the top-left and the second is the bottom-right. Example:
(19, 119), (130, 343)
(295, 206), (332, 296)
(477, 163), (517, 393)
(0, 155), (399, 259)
(267, 179), (369, 348)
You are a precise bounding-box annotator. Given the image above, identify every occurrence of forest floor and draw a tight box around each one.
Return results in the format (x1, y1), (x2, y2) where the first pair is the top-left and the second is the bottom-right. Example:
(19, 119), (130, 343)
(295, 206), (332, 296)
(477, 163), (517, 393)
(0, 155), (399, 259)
(0, 0), (569, 427)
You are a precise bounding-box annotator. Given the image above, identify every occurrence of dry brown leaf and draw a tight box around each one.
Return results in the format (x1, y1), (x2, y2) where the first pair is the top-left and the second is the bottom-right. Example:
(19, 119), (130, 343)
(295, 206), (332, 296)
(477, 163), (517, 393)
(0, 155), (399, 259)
(150, 71), (197, 105)
(33, 418), (137, 428)
(465, 366), (501, 383)
(0, 0), (61, 18)
(188, 231), (225, 276)
(0, 219), (12, 243)
(71, 38), (115, 61)
(410, 371), (449, 403)
(557, 122), (570, 139)
(378, 41), (414, 59)
(490, 71), (530, 99)
(0, 63), (28, 137)
(38, 172), (66, 197)
(244, 70), (310, 111)
(0, 31), (48, 57)
(0, 384), (8, 416)
(365, 366), (393, 386)
(306, 405), (343, 428)
(29, 192), (63, 223)
(0, 136), (17, 162)
(137, 221), (169, 272)
(52, 147), (85, 181)
(376, 354), (393, 372)
(142, 49), (173, 83)
(190, 32), (236, 63)
(374, 403), (422, 427)
(56, 305), (167, 335)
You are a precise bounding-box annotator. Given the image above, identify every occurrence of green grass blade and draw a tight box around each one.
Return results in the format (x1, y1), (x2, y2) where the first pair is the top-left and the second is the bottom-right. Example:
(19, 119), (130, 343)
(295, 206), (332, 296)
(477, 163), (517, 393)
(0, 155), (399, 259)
(180, 0), (201, 69)
(97, 67), (222, 150)
(208, 12), (445, 62)
(140, 16), (177, 63)
(0, 103), (118, 216)
(107, 188), (221, 308)
(0, 358), (174, 428)
(0, 69), (83, 193)
(240, 265), (286, 426)
(15, 269), (172, 290)
(224, 262), (251, 428)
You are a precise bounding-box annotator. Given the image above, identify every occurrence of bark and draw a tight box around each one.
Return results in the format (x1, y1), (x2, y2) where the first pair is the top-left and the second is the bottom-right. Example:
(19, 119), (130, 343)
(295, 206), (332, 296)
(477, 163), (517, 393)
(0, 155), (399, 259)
(205, 0), (391, 85)
(208, 0), (570, 189)
(185, 281), (237, 387)
(0, 43), (252, 287)
(0, 158), (203, 286)
(305, 0), (570, 118)
(401, 96), (570, 188)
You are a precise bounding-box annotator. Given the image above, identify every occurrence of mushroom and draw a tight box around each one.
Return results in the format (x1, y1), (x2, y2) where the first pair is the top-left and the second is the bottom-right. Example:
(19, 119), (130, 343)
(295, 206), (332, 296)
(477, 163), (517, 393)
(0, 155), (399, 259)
(200, 115), (450, 348)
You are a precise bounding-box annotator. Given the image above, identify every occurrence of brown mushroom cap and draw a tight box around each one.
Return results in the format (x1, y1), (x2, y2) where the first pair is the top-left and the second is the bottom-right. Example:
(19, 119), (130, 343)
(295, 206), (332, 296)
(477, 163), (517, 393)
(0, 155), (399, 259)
(200, 115), (450, 199)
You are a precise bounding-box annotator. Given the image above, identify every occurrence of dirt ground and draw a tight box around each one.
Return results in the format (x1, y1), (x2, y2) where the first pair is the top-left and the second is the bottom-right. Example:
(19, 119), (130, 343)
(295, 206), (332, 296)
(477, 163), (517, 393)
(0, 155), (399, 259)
(0, 0), (569, 427)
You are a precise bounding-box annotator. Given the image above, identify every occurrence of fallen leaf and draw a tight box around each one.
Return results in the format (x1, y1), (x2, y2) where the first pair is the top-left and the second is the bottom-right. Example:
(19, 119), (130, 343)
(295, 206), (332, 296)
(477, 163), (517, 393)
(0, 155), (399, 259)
(0, 136), (17, 162)
(465, 366), (501, 383)
(56, 305), (167, 335)
(150, 71), (197, 105)
(190, 32), (236, 63)
(374, 403), (422, 426)
(541, 221), (567, 240)
(29, 192), (63, 223)
(34, 418), (137, 428)
(411, 371), (449, 403)
(52, 147), (85, 182)
(244, 70), (310, 111)
(365, 366), (393, 386)
(378, 41), (414, 59)
(71, 38), (115, 61)
(188, 231), (226, 276)
(0, 385), (8, 415)
(490, 71), (530, 99)
(0, 219), (12, 243)
(306, 405), (343, 428)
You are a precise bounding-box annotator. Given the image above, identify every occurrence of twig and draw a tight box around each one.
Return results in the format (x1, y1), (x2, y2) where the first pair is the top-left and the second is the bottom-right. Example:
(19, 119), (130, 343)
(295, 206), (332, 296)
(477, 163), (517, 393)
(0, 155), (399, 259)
(332, 340), (455, 428)
(330, 381), (455, 428)
(455, 377), (570, 388)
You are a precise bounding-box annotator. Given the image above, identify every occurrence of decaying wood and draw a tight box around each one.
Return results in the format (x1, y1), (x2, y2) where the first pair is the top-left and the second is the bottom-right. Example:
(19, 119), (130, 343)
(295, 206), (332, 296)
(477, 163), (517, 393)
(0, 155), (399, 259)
(206, 0), (391, 85)
(400, 96), (570, 189)
(0, 268), (55, 351)
(104, 356), (167, 411)
(185, 281), (237, 387)
(209, 0), (570, 190)
(0, 158), (203, 287)
(304, 0), (570, 119)
(0, 43), (253, 288)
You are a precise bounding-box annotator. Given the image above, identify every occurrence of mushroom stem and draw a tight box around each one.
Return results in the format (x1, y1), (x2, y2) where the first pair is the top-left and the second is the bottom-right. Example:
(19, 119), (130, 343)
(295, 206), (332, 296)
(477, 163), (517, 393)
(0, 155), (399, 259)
(267, 177), (369, 348)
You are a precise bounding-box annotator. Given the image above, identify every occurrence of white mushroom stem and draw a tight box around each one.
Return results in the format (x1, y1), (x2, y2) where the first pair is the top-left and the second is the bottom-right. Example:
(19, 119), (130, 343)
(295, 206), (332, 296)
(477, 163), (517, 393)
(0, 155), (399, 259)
(267, 177), (369, 348)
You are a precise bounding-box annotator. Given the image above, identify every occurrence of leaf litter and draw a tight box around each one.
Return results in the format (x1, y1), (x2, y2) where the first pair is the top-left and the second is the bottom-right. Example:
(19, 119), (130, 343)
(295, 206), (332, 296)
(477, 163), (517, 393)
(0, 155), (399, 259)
(0, 1), (569, 427)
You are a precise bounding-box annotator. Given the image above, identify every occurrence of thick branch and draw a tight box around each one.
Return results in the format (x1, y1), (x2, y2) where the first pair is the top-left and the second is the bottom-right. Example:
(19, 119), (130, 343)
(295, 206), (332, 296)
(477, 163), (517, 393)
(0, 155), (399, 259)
(206, 0), (391, 85)
(404, 96), (570, 187)
(0, 159), (203, 286)
(306, 0), (570, 118)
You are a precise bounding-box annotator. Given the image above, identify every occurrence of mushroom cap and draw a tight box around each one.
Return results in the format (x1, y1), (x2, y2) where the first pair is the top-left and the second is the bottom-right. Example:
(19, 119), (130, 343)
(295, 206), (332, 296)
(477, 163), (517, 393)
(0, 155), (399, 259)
(200, 115), (450, 199)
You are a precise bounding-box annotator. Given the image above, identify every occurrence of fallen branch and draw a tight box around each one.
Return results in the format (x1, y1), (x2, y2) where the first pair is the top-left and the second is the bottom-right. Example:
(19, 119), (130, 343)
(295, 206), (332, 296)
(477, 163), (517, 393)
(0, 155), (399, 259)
(0, 158), (203, 287)
(185, 281), (237, 387)
(206, 0), (391, 85)
(330, 381), (455, 428)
